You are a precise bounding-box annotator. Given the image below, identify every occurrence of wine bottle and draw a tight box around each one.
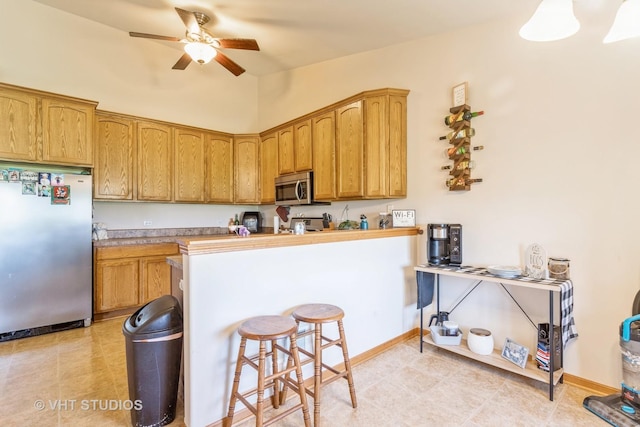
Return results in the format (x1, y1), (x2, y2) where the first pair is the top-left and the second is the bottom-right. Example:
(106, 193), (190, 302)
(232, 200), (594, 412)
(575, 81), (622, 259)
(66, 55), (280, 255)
(441, 160), (475, 171)
(444, 145), (484, 157)
(234, 214), (240, 226)
(444, 110), (484, 126)
(446, 177), (483, 187)
(439, 128), (476, 140)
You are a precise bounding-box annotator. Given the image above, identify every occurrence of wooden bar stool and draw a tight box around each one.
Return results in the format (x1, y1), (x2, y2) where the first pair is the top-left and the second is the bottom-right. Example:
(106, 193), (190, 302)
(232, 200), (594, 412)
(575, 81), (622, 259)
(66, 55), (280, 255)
(283, 303), (357, 427)
(224, 315), (311, 427)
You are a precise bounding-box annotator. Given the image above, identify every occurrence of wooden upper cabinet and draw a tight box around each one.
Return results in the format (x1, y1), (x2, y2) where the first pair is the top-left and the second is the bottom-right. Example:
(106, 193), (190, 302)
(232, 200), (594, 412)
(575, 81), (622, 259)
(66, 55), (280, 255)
(312, 112), (336, 201)
(294, 119), (313, 172)
(42, 97), (95, 166)
(205, 132), (234, 204)
(94, 112), (135, 200)
(174, 127), (205, 202)
(234, 135), (260, 204)
(260, 132), (278, 203)
(364, 95), (388, 198)
(277, 126), (294, 175)
(335, 101), (364, 199)
(387, 94), (407, 198)
(0, 87), (38, 161)
(137, 120), (173, 201)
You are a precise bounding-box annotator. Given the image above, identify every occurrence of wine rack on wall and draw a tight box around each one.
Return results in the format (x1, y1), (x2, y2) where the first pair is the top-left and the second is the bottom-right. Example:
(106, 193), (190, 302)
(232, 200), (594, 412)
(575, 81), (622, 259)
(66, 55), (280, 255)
(443, 104), (483, 191)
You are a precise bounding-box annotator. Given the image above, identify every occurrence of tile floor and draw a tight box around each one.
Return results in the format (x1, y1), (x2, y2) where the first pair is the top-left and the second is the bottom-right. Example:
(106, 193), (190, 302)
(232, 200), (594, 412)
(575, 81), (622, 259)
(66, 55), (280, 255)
(0, 317), (604, 426)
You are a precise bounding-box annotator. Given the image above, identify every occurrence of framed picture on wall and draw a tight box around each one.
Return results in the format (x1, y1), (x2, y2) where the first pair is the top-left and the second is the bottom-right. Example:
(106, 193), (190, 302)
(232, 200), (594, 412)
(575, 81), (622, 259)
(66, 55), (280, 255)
(452, 82), (468, 107)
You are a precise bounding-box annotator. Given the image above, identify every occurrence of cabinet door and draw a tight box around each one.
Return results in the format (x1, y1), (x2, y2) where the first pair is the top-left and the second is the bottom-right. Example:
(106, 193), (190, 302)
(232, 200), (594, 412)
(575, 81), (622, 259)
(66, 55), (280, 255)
(94, 259), (140, 313)
(0, 87), (38, 161)
(335, 101), (364, 199)
(277, 126), (294, 175)
(234, 135), (260, 204)
(364, 96), (388, 198)
(42, 97), (95, 166)
(137, 120), (173, 201)
(388, 94), (407, 197)
(312, 112), (336, 201)
(94, 112), (135, 200)
(141, 256), (172, 304)
(205, 132), (234, 203)
(174, 127), (205, 202)
(260, 132), (278, 203)
(294, 119), (313, 172)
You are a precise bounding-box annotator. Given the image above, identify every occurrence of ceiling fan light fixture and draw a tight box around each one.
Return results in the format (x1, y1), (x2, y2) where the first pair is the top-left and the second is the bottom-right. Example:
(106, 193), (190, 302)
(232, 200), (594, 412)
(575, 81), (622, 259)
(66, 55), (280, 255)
(519, 0), (580, 42)
(184, 42), (217, 64)
(604, 0), (640, 43)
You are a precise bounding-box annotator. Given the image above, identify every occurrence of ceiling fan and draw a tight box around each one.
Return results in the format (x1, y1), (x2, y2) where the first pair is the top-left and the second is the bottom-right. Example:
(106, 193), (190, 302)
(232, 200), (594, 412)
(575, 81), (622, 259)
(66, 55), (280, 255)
(129, 7), (260, 76)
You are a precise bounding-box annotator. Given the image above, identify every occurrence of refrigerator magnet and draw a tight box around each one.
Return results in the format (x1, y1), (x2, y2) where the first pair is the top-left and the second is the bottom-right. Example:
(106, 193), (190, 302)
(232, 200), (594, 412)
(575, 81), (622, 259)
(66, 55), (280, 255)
(38, 184), (51, 197)
(20, 171), (38, 182)
(51, 173), (64, 186)
(22, 181), (36, 195)
(51, 185), (71, 205)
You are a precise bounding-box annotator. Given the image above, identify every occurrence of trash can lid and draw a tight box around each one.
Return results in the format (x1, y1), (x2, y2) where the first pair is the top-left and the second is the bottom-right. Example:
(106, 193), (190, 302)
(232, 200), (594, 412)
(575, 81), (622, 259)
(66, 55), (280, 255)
(123, 295), (183, 338)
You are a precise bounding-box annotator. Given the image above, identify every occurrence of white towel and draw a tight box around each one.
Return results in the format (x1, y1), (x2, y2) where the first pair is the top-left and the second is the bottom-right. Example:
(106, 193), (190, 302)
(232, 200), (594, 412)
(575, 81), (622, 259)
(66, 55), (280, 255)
(560, 280), (578, 347)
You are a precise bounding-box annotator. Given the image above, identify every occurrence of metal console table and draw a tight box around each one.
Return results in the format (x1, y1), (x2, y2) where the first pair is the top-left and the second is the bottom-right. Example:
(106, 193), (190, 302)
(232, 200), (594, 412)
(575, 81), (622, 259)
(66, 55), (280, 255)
(414, 264), (576, 401)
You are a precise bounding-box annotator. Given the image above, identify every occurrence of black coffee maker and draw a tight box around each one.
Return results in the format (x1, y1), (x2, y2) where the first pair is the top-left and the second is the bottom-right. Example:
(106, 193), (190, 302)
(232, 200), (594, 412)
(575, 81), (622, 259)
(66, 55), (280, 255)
(427, 224), (462, 266)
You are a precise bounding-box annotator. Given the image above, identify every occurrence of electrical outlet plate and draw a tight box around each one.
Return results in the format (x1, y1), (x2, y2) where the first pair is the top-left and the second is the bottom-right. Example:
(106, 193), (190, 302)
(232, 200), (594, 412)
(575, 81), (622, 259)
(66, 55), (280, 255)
(143, 220), (152, 227)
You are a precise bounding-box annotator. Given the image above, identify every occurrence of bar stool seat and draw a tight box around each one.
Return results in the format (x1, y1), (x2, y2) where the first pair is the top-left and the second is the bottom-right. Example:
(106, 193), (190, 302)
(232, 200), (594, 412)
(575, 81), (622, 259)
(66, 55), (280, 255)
(283, 303), (357, 427)
(224, 315), (311, 427)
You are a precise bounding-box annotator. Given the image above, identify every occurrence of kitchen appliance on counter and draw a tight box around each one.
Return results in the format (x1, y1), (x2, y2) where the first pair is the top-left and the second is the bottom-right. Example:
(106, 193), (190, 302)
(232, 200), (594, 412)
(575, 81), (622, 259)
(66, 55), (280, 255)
(289, 217), (324, 232)
(0, 164), (92, 341)
(241, 211), (262, 233)
(427, 224), (462, 266)
(275, 171), (329, 206)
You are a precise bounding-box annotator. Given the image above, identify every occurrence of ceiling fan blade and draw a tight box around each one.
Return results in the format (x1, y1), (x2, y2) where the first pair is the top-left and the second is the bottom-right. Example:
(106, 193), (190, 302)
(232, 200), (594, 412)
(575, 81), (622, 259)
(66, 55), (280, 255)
(214, 51), (246, 76)
(172, 53), (192, 70)
(217, 38), (260, 51)
(175, 7), (200, 35)
(129, 32), (181, 42)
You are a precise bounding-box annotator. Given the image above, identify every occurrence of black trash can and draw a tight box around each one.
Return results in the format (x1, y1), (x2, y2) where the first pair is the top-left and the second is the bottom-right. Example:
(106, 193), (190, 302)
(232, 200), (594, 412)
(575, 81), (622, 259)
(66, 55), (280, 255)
(123, 295), (183, 427)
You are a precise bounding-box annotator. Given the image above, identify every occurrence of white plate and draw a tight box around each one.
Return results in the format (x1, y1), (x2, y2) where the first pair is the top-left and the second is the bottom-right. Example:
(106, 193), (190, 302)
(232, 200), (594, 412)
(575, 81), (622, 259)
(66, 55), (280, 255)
(487, 265), (522, 277)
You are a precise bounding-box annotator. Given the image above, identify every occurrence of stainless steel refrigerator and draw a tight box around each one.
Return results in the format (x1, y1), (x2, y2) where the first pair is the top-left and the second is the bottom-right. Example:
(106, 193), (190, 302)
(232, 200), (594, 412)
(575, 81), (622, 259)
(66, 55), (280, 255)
(0, 166), (92, 340)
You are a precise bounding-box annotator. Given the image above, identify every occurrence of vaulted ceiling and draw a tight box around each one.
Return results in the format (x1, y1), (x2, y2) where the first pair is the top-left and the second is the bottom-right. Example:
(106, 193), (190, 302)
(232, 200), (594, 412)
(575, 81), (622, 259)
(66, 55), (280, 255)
(34, 0), (538, 76)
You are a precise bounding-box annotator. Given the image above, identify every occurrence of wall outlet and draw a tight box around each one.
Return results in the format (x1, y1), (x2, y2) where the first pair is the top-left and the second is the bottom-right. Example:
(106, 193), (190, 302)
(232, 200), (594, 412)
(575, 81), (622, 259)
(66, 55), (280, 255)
(387, 204), (394, 213)
(143, 220), (152, 227)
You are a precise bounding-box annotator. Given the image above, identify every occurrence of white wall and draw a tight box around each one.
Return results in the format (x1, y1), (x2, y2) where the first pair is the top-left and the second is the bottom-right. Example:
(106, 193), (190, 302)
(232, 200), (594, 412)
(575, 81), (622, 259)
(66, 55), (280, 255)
(256, 9), (640, 388)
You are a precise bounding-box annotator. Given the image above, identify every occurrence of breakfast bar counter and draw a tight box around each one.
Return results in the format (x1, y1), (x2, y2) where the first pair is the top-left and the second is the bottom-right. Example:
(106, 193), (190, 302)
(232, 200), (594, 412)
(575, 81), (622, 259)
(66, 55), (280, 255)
(176, 227), (420, 427)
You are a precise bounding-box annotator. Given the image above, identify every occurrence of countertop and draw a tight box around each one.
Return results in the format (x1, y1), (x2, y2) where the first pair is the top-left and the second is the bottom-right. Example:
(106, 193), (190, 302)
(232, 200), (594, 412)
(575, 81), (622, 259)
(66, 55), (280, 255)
(94, 226), (422, 255)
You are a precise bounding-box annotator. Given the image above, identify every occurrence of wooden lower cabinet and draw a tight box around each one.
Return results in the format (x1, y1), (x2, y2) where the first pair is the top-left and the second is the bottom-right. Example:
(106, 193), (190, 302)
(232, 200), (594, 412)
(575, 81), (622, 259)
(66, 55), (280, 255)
(94, 243), (179, 319)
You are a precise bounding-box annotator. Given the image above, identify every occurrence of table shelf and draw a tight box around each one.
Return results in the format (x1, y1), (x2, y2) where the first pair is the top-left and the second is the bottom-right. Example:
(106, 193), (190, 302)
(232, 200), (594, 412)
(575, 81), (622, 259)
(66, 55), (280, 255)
(422, 332), (564, 386)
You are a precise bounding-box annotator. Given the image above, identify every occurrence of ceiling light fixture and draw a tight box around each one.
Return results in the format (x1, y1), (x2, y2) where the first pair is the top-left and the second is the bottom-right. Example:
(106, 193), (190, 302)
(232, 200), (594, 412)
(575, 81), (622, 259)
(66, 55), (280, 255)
(604, 0), (640, 43)
(519, 0), (580, 42)
(184, 42), (217, 64)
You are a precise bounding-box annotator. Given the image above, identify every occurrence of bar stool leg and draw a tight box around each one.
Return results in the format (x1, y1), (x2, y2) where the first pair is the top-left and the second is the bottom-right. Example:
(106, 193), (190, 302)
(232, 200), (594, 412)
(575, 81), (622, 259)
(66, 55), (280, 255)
(270, 339), (280, 409)
(291, 333), (312, 427)
(338, 319), (357, 409)
(256, 340), (266, 427)
(313, 322), (322, 427)
(224, 337), (247, 427)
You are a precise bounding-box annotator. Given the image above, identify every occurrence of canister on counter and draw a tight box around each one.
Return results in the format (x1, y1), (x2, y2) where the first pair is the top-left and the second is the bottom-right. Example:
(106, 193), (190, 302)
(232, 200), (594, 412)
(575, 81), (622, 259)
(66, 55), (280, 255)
(548, 257), (570, 280)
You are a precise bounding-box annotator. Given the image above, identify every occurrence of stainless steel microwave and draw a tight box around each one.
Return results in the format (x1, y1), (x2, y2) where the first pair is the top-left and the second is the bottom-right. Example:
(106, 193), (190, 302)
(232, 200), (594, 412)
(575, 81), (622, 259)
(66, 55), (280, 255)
(275, 171), (314, 205)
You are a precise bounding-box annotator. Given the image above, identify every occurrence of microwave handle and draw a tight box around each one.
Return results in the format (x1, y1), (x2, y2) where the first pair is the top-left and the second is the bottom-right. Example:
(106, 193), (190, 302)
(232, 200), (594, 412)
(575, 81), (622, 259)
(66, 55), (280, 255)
(295, 180), (302, 201)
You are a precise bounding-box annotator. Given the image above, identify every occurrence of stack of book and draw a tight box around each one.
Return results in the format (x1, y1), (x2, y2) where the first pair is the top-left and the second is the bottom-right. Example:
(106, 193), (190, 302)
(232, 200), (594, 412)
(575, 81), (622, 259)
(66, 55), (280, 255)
(536, 342), (552, 371)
